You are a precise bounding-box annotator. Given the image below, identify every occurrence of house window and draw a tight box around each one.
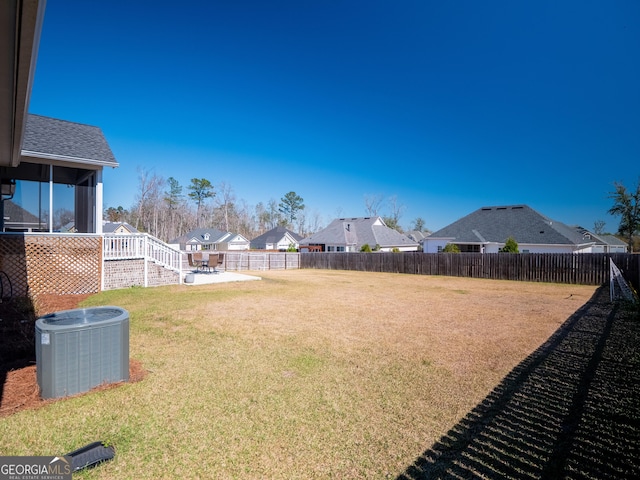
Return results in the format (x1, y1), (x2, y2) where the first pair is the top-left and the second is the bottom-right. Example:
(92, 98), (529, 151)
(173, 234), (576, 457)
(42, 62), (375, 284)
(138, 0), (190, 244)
(3, 165), (96, 233)
(337, 246), (345, 252)
(3, 180), (48, 231)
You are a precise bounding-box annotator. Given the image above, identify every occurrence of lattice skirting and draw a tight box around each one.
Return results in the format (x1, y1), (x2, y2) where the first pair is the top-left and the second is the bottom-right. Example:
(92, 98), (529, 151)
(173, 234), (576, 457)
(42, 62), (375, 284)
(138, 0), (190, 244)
(0, 234), (101, 298)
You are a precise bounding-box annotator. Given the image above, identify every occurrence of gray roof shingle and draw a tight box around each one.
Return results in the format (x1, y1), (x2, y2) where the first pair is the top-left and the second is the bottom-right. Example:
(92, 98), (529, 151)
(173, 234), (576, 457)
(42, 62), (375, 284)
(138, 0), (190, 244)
(430, 205), (589, 246)
(169, 228), (228, 245)
(103, 221), (138, 233)
(22, 114), (118, 166)
(251, 226), (303, 247)
(301, 217), (419, 249)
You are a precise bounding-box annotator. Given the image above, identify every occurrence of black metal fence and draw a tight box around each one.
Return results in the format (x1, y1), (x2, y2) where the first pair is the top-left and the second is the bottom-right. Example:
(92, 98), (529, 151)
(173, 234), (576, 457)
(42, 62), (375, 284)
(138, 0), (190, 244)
(301, 252), (640, 289)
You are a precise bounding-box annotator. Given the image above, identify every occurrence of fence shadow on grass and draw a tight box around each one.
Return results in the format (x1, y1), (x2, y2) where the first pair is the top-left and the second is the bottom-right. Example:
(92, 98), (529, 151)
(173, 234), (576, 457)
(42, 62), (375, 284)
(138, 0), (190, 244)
(398, 286), (640, 479)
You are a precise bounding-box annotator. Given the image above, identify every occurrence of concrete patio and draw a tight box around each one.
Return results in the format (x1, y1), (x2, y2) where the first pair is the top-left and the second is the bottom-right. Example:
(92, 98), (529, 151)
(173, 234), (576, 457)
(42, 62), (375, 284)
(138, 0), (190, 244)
(183, 271), (262, 285)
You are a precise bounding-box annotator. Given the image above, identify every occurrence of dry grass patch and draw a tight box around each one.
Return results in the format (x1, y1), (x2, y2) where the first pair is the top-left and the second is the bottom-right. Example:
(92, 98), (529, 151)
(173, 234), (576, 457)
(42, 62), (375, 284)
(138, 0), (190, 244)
(0, 270), (597, 479)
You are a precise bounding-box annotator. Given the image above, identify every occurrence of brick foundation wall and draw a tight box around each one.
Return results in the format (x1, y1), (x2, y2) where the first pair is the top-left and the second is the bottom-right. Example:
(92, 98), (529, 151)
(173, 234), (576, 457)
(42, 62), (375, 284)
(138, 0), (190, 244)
(103, 258), (180, 290)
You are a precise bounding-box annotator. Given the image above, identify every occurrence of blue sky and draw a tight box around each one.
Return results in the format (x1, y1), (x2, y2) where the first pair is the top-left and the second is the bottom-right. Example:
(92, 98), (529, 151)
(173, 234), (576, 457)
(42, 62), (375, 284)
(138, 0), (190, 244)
(29, 0), (640, 232)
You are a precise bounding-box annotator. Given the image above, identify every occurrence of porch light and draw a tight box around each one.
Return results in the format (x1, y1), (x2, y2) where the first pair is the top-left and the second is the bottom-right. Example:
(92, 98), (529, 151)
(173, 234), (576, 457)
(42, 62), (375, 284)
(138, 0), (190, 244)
(1, 179), (16, 199)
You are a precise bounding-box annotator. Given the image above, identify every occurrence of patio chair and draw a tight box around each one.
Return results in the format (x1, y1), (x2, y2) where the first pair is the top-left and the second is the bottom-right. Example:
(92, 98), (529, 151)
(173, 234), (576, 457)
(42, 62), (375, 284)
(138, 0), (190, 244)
(207, 253), (219, 273)
(216, 253), (225, 272)
(187, 253), (197, 272)
(193, 251), (204, 273)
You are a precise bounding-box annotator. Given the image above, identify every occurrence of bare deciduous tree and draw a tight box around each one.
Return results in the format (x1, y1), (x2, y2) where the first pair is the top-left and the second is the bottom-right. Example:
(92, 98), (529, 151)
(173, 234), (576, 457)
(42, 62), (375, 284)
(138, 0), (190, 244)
(593, 219), (606, 235)
(215, 181), (236, 232)
(386, 195), (406, 232)
(364, 194), (384, 216)
(133, 167), (164, 234)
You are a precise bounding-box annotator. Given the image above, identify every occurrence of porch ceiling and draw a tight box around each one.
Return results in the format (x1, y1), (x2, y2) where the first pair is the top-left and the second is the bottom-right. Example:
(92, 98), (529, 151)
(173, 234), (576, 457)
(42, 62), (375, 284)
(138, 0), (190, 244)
(0, 0), (46, 168)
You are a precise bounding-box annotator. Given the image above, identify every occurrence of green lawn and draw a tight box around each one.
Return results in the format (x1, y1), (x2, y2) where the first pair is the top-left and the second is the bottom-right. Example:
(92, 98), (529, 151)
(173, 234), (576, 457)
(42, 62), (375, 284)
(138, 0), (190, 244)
(0, 270), (598, 479)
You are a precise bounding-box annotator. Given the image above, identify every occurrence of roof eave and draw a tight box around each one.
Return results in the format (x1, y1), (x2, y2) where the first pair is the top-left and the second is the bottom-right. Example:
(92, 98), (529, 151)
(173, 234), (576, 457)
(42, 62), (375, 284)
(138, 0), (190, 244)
(0, 0), (46, 168)
(21, 150), (120, 169)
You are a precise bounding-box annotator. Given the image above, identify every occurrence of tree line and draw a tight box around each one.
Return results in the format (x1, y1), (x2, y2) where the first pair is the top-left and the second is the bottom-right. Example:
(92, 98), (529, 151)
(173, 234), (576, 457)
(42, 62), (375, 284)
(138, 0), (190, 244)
(104, 170), (314, 242)
(104, 169), (428, 243)
(105, 169), (638, 252)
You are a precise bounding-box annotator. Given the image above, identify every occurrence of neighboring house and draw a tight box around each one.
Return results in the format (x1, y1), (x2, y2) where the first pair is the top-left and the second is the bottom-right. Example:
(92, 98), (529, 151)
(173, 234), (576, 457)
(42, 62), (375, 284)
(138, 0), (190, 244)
(169, 228), (250, 251)
(60, 221), (77, 233)
(573, 226), (628, 253)
(103, 221), (139, 234)
(299, 216), (419, 252)
(422, 205), (597, 254)
(250, 226), (303, 251)
(405, 230), (430, 243)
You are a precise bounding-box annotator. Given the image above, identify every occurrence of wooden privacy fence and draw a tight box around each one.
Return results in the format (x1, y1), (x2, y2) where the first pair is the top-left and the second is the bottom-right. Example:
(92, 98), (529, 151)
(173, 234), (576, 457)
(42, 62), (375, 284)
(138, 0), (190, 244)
(300, 252), (640, 288)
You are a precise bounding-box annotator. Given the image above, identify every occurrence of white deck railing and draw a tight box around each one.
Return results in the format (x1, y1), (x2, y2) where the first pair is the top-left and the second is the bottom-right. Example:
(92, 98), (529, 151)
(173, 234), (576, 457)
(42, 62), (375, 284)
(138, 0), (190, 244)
(103, 233), (183, 272)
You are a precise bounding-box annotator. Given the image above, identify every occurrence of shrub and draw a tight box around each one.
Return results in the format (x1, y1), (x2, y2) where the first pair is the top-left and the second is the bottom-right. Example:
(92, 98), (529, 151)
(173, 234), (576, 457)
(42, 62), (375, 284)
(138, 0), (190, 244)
(360, 244), (372, 252)
(499, 236), (519, 253)
(442, 243), (460, 253)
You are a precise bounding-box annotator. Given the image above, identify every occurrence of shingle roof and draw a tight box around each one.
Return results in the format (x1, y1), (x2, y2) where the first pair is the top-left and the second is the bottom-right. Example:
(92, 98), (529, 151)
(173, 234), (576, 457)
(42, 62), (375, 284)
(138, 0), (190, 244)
(251, 226), (303, 246)
(21, 114), (118, 166)
(3, 200), (40, 224)
(600, 234), (627, 246)
(406, 230), (429, 242)
(169, 228), (228, 245)
(574, 226), (628, 247)
(300, 217), (419, 249)
(103, 221), (138, 233)
(429, 205), (589, 246)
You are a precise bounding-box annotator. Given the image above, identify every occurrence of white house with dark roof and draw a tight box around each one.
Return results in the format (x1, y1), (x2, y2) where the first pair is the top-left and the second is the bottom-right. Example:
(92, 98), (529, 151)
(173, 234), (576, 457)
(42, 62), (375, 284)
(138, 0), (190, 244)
(250, 226), (303, 251)
(169, 228), (250, 252)
(406, 230), (430, 243)
(299, 217), (419, 252)
(423, 205), (599, 254)
(103, 221), (139, 234)
(573, 226), (628, 253)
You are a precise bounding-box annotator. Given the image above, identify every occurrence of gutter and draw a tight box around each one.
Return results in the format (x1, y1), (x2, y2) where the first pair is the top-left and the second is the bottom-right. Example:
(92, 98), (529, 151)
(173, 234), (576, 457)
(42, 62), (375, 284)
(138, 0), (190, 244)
(21, 150), (120, 168)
